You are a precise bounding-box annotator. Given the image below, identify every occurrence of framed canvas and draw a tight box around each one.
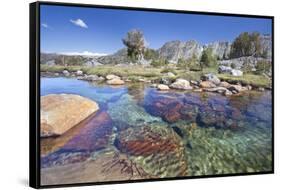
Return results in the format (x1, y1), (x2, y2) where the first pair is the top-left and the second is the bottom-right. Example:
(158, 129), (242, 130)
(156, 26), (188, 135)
(29, 1), (274, 188)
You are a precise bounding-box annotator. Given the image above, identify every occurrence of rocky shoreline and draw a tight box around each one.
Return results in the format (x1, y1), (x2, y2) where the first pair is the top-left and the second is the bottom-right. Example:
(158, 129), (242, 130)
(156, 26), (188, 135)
(41, 69), (270, 97)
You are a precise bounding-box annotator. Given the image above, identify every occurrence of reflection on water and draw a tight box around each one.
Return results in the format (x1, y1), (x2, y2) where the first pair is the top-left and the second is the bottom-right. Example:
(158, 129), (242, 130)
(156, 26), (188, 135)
(40, 77), (272, 183)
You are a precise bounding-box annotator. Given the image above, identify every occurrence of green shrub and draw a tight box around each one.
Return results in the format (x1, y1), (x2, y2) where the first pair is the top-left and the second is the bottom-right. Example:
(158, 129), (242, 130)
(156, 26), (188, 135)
(255, 60), (271, 75)
(230, 63), (237, 69)
(144, 49), (159, 60)
(200, 48), (218, 69)
(178, 54), (200, 71)
(230, 32), (262, 58)
(241, 60), (254, 74)
(160, 67), (176, 74)
(151, 59), (168, 67)
(178, 58), (189, 70)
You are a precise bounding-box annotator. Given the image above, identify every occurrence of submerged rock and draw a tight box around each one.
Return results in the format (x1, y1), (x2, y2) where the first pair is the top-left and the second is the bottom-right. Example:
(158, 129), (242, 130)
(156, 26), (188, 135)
(41, 149), (149, 185)
(107, 94), (161, 128)
(143, 96), (198, 123)
(40, 94), (99, 137)
(114, 125), (188, 177)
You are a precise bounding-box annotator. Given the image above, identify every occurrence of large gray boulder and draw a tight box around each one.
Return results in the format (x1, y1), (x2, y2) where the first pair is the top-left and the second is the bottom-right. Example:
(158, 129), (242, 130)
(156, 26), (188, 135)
(218, 56), (271, 70)
(218, 65), (233, 74)
(218, 66), (243, 76)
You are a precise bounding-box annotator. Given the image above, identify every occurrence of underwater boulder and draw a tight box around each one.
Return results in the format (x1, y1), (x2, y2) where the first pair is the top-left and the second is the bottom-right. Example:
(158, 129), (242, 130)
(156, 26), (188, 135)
(114, 125), (188, 177)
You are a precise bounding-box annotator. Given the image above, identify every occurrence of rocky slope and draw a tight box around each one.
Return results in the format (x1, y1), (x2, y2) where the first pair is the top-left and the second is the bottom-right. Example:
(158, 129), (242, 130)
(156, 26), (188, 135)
(40, 53), (103, 66)
(260, 34), (272, 59)
(97, 48), (129, 64)
(204, 41), (231, 59)
(41, 34), (271, 66)
(157, 40), (202, 63)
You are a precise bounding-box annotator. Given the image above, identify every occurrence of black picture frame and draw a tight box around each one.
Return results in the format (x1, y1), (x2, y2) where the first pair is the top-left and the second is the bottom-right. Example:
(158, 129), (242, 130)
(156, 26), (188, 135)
(30, 1), (274, 189)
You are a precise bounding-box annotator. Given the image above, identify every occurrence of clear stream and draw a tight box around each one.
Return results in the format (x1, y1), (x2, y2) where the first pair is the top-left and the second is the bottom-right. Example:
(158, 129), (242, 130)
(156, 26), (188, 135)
(41, 77), (272, 178)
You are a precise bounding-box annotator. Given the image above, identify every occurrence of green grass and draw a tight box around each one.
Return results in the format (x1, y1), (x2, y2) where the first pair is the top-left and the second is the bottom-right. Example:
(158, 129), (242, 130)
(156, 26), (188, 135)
(41, 64), (271, 88)
(41, 64), (163, 78)
(40, 64), (216, 82)
(82, 65), (162, 78)
(40, 65), (83, 73)
(218, 73), (271, 88)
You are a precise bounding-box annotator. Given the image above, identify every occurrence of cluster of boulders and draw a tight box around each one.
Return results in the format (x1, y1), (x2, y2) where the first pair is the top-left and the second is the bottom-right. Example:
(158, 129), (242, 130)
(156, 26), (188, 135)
(153, 73), (255, 96)
(218, 65), (243, 76)
(56, 70), (126, 85)
(44, 69), (264, 95)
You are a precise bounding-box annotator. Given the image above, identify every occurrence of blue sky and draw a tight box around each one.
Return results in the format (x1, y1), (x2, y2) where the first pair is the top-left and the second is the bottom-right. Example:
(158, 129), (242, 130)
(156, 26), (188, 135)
(40, 5), (272, 54)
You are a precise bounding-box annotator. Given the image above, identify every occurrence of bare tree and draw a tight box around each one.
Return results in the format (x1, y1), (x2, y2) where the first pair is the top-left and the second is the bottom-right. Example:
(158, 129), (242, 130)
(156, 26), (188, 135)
(122, 29), (146, 63)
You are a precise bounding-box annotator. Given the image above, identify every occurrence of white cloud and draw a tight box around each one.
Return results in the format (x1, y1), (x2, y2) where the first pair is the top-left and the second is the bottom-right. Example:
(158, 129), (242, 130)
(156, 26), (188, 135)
(60, 51), (107, 57)
(70, 19), (88, 28)
(41, 23), (49, 28)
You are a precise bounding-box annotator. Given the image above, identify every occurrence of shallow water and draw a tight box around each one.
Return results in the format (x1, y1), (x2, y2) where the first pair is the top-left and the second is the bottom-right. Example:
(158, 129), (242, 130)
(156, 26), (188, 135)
(40, 77), (272, 183)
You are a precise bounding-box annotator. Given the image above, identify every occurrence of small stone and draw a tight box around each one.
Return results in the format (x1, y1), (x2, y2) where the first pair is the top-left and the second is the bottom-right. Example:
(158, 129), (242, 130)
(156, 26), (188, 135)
(106, 78), (125, 85)
(166, 72), (176, 77)
(228, 85), (243, 92)
(258, 87), (265, 91)
(76, 70), (83, 76)
(157, 84), (170, 91)
(190, 80), (199, 86)
(201, 73), (220, 85)
(231, 69), (243, 76)
(150, 84), (158, 88)
(199, 81), (216, 88)
(224, 90), (233, 96)
(62, 70), (69, 76)
(219, 81), (231, 88)
(170, 79), (192, 90)
(193, 89), (202, 92)
(79, 75), (104, 82)
(106, 74), (120, 80)
(246, 85), (252, 90)
(138, 78), (146, 82)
